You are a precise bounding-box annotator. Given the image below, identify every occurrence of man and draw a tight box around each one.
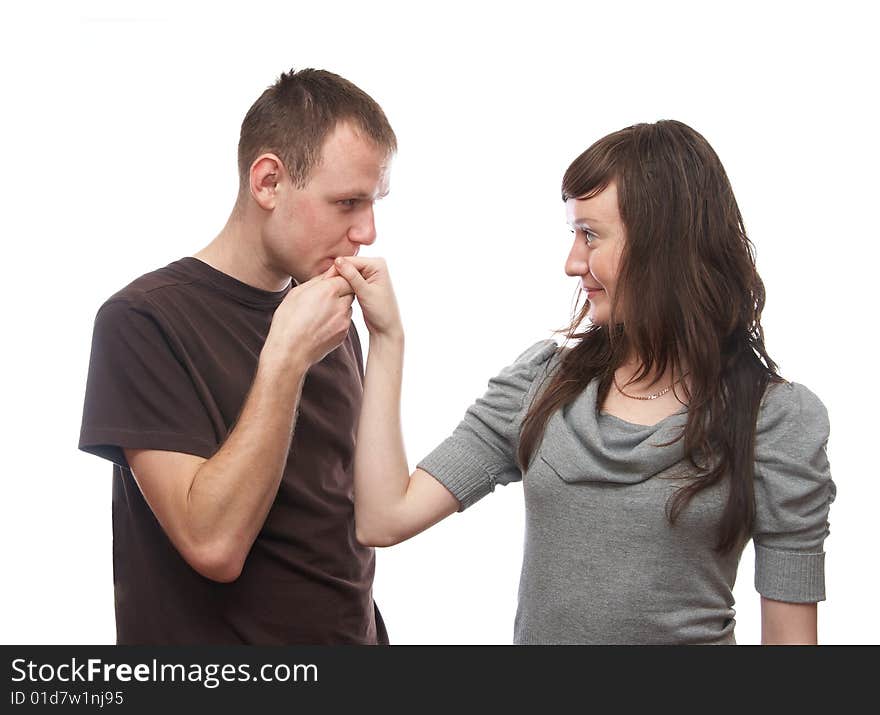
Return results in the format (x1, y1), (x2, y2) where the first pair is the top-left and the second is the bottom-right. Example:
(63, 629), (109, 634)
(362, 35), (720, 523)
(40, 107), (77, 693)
(78, 68), (396, 644)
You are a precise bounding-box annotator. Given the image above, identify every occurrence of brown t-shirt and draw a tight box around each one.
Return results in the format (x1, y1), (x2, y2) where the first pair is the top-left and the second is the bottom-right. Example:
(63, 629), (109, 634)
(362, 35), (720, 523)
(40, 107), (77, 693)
(79, 257), (387, 645)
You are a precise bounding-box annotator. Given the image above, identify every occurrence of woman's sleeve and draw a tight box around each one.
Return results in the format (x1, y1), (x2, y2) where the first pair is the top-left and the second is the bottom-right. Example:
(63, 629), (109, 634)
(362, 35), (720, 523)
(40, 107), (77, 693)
(417, 340), (558, 511)
(752, 381), (837, 603)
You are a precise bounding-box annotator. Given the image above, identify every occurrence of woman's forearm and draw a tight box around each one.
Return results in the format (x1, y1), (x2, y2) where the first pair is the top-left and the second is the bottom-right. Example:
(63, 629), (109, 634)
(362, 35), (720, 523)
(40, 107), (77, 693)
(760, 598), (818, 644)
(353, 332), (410, 544)
(332, 256), (460, 545)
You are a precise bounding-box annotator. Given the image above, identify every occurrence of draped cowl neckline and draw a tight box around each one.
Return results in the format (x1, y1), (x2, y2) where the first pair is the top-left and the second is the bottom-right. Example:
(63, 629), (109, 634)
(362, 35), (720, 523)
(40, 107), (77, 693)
(536, 378), (690, 485)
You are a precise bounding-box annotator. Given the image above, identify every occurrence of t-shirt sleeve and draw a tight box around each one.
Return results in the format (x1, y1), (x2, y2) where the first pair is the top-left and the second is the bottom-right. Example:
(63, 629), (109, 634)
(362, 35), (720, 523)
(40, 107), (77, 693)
(417, 340), (558, 511)
(349, 323), (365, 378)
(79, 298), (220, 468)
(752, 381), (836, 603)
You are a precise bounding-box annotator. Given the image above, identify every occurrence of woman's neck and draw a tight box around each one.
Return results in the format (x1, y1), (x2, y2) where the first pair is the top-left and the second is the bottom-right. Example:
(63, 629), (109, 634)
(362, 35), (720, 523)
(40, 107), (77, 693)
(615, 356), (689, 392)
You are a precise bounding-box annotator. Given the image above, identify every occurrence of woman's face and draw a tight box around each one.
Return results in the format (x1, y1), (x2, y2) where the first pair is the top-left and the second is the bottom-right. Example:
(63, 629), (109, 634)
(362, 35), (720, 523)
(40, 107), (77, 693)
(564, 180), (626, 326)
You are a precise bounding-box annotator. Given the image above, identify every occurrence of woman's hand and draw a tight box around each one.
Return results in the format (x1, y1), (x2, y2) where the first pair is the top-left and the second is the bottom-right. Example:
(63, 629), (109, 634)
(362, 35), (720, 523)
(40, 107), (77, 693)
(328, 255), (458, 545)
(331, 256), (403, 341)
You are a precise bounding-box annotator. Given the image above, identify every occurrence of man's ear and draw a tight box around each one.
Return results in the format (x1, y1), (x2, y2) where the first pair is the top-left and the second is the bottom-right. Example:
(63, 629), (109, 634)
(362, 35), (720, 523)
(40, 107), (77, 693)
(248, 154), (284, 210)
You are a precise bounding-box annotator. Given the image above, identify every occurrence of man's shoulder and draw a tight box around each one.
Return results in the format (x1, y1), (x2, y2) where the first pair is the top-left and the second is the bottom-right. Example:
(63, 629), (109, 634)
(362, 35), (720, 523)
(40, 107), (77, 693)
(97, 259), (202, 319)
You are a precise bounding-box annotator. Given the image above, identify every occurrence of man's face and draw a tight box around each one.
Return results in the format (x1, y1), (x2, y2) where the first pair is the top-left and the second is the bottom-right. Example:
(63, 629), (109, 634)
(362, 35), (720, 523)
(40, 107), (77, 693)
(265, 121), (391, 282)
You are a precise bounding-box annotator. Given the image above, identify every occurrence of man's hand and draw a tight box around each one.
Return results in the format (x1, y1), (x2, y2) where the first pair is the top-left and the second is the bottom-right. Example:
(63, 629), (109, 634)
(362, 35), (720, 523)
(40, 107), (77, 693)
(331, 256), (403, 341)
(262, 266), (355, 370)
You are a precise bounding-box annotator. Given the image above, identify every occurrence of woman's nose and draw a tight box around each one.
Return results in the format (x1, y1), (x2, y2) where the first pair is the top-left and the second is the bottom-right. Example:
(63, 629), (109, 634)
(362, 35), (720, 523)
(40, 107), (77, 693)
(564, 241), (589, 277)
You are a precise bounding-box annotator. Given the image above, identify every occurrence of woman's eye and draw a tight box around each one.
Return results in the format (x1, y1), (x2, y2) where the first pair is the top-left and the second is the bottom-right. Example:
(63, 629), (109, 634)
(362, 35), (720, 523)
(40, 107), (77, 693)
(571, 228), (595, 245)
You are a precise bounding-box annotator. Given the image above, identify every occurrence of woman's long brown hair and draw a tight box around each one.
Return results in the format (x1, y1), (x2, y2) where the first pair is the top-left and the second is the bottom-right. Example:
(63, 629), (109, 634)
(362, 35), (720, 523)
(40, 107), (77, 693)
(517, 120), (783, 554)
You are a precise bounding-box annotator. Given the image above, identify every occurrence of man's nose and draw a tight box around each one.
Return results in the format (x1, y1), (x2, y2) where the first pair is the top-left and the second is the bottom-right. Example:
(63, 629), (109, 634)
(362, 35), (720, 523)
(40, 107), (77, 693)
(350, 205), (377, 245)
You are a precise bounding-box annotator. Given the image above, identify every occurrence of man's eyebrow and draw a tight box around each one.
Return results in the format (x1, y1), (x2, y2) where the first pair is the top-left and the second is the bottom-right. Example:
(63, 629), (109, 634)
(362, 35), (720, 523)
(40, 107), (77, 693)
(334, 189), (390, 199)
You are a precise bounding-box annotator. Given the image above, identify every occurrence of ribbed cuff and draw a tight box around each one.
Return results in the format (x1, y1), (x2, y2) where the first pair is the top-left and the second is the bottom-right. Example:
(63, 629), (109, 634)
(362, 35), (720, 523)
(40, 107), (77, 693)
(754, 544), (826, 602)
(417, 436), (495, 511)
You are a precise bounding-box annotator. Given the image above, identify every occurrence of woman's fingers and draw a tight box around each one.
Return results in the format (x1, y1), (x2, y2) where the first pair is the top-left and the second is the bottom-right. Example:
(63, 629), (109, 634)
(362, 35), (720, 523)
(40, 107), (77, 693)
(334, 257), (370, 293)
(335, 255), (386, 279)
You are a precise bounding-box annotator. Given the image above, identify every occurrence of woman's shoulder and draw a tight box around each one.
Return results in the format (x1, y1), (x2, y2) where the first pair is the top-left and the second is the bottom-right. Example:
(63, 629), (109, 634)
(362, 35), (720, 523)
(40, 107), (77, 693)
(757, 379), (829, 439)
(509, 339), (559, 371)
(480, 340), (560, 407)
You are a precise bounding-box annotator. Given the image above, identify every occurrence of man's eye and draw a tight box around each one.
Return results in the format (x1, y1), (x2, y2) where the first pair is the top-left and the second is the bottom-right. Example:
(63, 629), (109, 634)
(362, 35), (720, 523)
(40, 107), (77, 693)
(338, 199), (358, 207)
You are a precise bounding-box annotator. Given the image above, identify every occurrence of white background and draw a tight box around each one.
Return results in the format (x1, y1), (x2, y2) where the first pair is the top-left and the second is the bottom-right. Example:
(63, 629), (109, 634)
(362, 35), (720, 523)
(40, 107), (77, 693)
(1, 0), (876, 645)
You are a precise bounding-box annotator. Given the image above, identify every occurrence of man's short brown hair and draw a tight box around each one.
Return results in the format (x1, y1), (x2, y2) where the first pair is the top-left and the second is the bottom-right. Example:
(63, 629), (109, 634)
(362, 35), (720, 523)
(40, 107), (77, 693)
(237, 68), (397, 191)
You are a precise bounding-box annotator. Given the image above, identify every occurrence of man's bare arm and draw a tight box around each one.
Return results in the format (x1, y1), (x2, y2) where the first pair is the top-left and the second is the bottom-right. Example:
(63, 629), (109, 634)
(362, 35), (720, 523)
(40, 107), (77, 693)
(124, 355), (306, 581)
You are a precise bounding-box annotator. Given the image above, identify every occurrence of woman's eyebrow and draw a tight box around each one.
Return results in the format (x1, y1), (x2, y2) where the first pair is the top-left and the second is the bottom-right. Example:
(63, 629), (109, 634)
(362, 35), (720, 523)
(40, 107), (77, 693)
(570, 216), (603, 227)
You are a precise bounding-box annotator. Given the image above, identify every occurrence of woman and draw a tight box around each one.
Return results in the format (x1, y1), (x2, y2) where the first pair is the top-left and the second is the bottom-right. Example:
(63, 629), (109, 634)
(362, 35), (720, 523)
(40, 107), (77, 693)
(332, 120), (836, 645)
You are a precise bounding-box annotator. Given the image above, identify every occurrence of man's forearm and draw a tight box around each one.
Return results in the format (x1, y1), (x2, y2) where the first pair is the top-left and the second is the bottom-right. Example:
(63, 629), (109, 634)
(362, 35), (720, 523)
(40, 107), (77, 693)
(185, 353), (308, 577)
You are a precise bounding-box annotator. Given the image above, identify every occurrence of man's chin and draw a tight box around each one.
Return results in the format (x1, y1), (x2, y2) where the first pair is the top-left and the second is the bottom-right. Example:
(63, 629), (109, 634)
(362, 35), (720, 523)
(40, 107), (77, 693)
(298, 258), (336, 281)
(317, 257), (337, 273)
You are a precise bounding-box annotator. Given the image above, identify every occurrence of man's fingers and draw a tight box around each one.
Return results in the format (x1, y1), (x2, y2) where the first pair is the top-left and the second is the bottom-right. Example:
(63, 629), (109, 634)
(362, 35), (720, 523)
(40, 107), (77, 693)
(300, 271), (328, 287)
(323, 275), (355, 298)
(322, 263), (341, 279)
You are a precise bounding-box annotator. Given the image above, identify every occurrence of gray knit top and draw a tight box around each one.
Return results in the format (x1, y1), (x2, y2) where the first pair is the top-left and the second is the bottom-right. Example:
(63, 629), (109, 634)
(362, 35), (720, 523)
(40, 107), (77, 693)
(417, 341), (836, 645)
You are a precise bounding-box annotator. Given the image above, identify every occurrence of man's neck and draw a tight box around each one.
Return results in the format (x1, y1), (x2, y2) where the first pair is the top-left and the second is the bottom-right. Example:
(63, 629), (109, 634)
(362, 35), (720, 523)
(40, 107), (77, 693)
(193, 210), (292, 293)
